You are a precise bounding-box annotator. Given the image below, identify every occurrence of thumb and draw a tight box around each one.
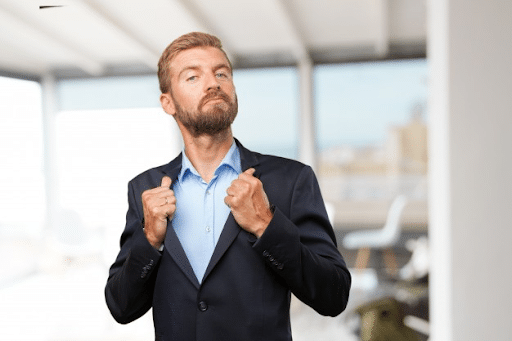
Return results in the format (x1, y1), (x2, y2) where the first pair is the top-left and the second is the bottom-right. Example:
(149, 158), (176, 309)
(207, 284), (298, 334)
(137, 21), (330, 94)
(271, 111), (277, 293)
(244, 168), (256, 176)
(161, 176), (172, 188)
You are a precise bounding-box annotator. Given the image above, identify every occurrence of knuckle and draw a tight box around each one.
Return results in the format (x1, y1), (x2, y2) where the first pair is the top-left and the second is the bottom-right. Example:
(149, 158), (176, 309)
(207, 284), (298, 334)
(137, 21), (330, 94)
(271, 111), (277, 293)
(142, 188), (157, 199)
(231, 196), (242, 206)
(249, 176), (261, 186)
(241, 182), (251, 193)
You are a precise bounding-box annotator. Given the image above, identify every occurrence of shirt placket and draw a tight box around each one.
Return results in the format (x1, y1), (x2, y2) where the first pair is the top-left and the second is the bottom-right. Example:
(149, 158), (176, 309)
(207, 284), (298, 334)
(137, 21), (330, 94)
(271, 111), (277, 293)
(204, 178), (216, 248)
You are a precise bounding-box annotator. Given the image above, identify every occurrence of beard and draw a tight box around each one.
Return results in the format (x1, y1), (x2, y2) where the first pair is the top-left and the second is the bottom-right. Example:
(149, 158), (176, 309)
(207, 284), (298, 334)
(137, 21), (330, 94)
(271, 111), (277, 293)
(172, 89), (238, 138)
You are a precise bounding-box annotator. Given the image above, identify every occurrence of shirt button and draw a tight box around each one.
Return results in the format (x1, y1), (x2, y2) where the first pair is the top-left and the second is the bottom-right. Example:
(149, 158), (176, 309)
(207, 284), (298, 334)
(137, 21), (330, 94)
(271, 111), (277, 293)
(206, 226), (211, 232)
(198, 301), (208, 312)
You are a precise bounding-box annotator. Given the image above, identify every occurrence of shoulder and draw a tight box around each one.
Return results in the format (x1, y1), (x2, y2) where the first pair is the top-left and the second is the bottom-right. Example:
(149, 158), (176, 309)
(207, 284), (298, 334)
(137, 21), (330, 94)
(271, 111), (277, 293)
(250, 150), (317, 190)
(257, 152), (309, 175)
(237, 139), (310, 176)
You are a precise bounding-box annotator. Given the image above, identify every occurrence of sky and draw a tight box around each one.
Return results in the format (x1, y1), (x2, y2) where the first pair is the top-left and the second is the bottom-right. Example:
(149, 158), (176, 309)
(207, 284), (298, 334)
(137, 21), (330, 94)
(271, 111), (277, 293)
(235, 59), (428, 155)
(315, 59), (428, 148)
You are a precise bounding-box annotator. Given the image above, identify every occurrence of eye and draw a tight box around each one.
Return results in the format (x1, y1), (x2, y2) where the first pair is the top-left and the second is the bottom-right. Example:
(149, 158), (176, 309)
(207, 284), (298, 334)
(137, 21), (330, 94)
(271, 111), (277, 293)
(216, 72), (228, 79)
(187, 75), (198, 82)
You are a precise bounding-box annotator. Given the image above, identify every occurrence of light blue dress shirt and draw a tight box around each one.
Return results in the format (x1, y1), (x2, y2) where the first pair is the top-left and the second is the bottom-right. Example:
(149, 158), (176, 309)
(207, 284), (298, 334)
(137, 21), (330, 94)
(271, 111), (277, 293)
(172, 141), (241, 283)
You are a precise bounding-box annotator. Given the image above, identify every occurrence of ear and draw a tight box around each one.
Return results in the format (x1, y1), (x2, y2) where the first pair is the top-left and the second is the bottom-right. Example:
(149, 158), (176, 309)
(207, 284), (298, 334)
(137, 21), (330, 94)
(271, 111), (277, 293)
(160, 93), (176, 117)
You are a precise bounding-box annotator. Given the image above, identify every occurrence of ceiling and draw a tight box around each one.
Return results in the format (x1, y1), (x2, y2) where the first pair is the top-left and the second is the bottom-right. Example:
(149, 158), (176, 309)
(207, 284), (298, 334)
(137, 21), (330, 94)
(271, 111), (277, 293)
(0, 0), (427, 80)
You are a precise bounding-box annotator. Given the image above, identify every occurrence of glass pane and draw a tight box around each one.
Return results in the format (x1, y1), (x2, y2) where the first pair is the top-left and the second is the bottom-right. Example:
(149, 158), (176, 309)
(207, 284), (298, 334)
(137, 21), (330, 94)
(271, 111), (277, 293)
(232, 67), (298, 159)
(0, 77), (44, 237)
(55, 108), (180, 261)
(315, 59), (429, 229)
(58, 75), (161, 110)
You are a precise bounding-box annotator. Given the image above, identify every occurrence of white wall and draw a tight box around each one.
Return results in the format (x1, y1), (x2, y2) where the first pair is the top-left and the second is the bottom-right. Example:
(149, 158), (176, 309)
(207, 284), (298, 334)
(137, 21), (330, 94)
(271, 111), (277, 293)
(429, 1), (512, 340)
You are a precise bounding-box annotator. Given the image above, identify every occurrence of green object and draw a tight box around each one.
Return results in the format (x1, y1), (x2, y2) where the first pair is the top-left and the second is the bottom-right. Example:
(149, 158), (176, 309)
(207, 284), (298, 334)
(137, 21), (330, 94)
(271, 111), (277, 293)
(356, 297), (419, 341)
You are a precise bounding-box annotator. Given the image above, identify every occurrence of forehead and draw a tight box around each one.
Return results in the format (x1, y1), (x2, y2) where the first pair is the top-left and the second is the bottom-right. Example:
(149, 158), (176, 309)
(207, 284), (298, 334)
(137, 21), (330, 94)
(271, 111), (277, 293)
(170, 46), (230, 75)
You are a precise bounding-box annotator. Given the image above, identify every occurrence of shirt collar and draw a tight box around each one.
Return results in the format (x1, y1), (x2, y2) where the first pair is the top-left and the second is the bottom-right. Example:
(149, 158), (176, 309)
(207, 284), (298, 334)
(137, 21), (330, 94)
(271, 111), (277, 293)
(178, 139), (241, 183)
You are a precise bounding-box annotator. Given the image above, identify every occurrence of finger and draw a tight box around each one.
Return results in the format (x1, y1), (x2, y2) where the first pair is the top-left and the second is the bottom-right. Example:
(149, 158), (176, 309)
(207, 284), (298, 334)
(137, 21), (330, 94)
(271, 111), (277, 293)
(243, 168), (256, 176)
(239, 170), (259, 187)
(226, 186), (235, 197)
(166, 203), (176, 217)
(151, 187), (174, 197)
(160, 191), (177, 207)
(165, 195), (176, 205)
(224, 196), (232, 209)
(161, 176), (172, 188)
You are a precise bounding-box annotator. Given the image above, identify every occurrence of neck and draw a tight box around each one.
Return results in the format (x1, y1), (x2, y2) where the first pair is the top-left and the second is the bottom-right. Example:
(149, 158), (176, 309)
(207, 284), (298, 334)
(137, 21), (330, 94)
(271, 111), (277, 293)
(181, 127), (234, 183)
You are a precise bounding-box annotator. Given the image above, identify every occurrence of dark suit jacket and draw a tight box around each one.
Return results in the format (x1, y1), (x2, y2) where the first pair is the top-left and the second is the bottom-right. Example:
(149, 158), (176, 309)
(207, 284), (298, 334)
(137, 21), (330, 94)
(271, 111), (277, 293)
(105, 139), (351, 341)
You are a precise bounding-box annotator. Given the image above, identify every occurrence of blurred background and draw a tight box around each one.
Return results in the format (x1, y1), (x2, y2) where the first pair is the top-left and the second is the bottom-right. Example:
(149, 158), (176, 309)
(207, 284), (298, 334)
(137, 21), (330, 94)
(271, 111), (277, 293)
(0, 1), (510, 340)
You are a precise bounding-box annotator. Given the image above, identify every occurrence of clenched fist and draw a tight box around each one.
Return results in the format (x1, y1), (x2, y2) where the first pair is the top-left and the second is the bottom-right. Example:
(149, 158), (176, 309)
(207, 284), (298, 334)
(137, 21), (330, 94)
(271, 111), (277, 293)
(141, 176), (176, 250)
(224, 168), (273, 238)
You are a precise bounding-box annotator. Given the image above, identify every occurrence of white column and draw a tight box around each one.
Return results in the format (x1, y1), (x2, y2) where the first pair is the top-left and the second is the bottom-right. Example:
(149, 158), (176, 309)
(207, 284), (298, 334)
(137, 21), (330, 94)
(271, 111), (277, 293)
(375, 0), (389, 57)
(428, 1), (512, 340)
(41, 73), (60, 232)
(298, 57), (317, 171)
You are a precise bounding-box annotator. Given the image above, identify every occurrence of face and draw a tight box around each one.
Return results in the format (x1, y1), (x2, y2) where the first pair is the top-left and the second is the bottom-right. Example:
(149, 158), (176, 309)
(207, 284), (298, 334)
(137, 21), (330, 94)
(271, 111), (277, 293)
(161, 46), (238, 137)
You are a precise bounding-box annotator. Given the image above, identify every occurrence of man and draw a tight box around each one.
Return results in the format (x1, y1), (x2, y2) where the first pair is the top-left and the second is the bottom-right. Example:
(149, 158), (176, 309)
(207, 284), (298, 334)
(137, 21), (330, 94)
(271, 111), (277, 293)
(105, 32), (351, 341)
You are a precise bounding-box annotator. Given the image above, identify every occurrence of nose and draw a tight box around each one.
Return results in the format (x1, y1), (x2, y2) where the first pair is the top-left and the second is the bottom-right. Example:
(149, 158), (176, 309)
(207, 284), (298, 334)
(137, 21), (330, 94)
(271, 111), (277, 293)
(206, 73), (221, 91)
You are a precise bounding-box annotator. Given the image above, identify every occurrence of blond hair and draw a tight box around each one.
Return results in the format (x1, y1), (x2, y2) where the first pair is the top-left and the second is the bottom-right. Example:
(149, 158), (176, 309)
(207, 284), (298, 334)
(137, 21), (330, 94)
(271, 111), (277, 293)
(157, 32), (232, 93)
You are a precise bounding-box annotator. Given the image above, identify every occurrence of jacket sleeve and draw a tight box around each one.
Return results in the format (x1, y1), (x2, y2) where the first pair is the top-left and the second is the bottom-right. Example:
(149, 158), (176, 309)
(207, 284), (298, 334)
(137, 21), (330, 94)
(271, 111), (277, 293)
(105, 180), (162, 324)
(252, 165), (351, 317)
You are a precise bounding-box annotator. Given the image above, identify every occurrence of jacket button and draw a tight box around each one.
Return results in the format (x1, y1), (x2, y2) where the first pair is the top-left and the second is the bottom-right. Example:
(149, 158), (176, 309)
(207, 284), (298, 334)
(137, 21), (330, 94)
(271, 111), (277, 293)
(198, 301), (208, 312)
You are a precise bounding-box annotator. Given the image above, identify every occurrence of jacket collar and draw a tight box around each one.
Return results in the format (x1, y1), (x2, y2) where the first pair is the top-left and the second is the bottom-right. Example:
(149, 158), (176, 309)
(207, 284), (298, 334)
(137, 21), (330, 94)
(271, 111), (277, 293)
(161, 138), (260, 182)
(236, 138), (260, 173)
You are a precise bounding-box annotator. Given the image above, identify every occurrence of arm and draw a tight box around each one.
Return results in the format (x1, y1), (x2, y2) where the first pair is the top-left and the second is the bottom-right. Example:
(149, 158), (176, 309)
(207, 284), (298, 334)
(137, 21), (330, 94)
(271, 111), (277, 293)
(104, 180), (168, 324)
(248, 166), (351, 316)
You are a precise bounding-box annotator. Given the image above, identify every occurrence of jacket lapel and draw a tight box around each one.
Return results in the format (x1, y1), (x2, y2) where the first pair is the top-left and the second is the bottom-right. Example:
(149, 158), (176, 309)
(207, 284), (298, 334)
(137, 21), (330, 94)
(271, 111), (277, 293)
(202, 139), (260, 282)
(161, 140), (261, 287)
(164, 224), (200, 289)
(162, 153), (201, 289)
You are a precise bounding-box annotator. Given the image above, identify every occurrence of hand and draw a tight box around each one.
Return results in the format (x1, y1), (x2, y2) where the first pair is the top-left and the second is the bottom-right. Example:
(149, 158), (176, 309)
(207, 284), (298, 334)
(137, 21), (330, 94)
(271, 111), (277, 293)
(224, 168), (273, 238)
(141, 176), (176, 249)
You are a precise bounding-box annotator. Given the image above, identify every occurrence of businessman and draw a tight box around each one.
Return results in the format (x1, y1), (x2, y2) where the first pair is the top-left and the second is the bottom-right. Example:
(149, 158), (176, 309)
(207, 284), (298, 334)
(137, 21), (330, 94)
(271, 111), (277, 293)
(105, 32), (351, 341)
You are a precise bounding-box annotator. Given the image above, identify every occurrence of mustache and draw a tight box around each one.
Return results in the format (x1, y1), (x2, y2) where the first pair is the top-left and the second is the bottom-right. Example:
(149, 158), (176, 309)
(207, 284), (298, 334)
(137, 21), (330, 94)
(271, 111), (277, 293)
(198, 89), (232, 109)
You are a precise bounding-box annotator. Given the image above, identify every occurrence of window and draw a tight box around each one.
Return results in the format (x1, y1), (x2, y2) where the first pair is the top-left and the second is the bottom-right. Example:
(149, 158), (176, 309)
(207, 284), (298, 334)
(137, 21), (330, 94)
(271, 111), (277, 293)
(55, 108), (180, 260)
(232, 67), (298, 159)
(314, 59), (429, 228)
(0, 77), (44, 237)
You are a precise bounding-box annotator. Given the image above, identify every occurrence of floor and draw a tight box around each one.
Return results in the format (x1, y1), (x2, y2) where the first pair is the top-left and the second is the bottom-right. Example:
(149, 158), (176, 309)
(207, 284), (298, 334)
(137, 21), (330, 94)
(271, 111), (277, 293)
(0, 232), (428, 341)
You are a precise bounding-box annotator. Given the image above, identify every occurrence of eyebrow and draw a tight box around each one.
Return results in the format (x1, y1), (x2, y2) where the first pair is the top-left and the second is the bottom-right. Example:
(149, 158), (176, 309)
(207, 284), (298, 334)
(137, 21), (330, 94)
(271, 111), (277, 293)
(177, 63), (232, 79)
(177, 65), (200, 79)
(213, 63), (232, 73)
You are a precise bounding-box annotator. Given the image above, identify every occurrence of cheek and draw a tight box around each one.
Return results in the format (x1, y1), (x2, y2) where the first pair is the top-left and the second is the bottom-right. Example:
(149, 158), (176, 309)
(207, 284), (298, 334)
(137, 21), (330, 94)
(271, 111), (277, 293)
(226, 84), (236, 98)
(177, 87), (201, 108)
